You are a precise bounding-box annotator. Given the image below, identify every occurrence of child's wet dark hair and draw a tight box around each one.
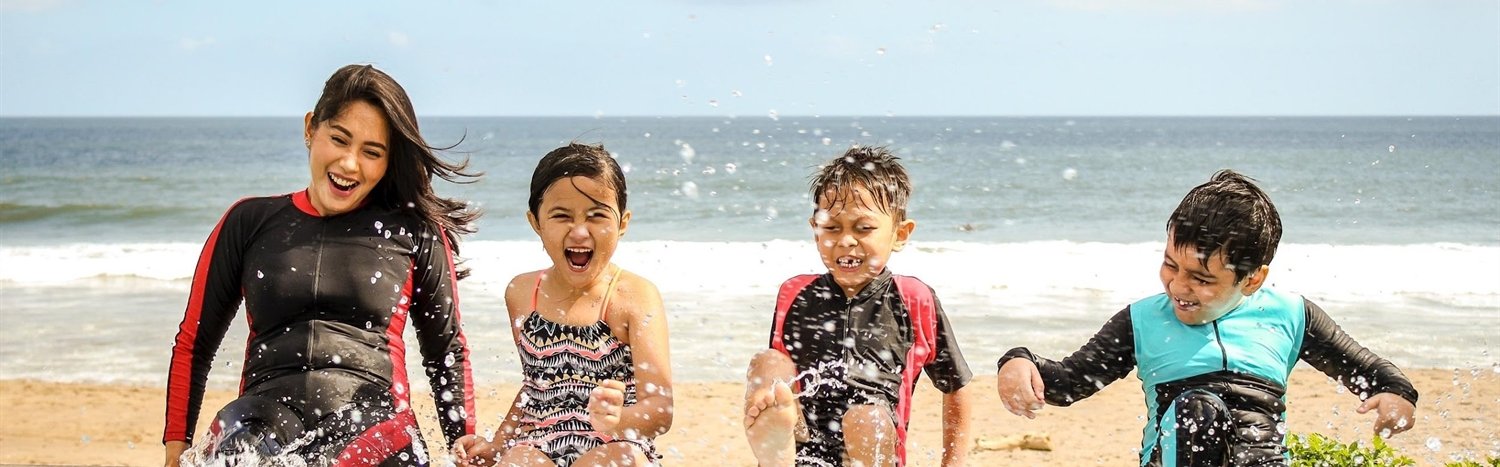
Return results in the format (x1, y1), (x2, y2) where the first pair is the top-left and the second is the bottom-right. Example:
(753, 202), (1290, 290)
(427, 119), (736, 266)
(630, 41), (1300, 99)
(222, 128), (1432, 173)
(528, 142), (627, 217)
(1169, 169), (1283, 283)
(809, 146), (912, 221)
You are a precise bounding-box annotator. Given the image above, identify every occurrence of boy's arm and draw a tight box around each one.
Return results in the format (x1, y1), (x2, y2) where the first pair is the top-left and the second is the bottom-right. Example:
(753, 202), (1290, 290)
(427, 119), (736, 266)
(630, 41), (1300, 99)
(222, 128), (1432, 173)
(1298, 299), (1419, 405)
(924, 292), (973, 465)
(939, 384), (973, 467)
(997, 307), (1136, 406)
(924, 291), (973, 393)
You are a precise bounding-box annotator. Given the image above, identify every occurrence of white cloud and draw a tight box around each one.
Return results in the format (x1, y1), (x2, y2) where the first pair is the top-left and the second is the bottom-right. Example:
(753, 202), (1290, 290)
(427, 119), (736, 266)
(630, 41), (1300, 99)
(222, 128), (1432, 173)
(179, 36), (217, 51)
(388, 31), (410, 48)
(0, 0), (66, 13)
(1045, 0), (1278, 13)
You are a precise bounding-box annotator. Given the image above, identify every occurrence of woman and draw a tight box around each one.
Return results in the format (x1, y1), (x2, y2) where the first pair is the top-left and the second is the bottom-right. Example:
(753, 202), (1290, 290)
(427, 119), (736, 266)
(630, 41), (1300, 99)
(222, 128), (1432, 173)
(162, 64), (481, 466)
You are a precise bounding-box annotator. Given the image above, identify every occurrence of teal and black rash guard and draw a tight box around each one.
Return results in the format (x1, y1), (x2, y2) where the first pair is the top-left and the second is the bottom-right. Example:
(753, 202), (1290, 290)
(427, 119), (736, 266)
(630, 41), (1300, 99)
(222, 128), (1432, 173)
(163, 191), (474, 464)
(1000, 287), (1418, 467)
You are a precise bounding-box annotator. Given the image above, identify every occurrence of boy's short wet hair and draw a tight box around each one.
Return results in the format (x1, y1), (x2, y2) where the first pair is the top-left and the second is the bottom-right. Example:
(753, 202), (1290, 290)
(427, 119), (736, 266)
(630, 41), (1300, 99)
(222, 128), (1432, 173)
(1169, 169), (1283, 283)
(809, 146), (912, 221)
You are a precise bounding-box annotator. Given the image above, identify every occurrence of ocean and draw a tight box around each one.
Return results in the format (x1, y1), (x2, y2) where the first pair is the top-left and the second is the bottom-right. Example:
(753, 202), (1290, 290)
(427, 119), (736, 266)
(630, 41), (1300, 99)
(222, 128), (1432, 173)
(1, 116), (1497, 387)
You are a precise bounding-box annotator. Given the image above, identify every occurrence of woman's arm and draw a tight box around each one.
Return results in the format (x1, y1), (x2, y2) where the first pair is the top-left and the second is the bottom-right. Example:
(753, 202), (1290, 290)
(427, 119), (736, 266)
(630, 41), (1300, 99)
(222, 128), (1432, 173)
(164, 199), (253, 452)
(409, 227), (476, 446)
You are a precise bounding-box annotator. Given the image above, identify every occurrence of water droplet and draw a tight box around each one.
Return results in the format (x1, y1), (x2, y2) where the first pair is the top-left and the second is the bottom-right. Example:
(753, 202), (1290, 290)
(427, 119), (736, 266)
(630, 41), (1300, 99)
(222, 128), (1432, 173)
(1388, 145), (1396, 153)
(1062, 168), (1079, 181)
(875, 47), (886, 56)
(1425, 436), (1442, 451)
(680, 181), (700, 199)
(731, 90), (743, 97)
(724, 162), (737, 174)
(256, 270), (264, 279)
(768, 109), (779, 121)
(707, 99), (719, 107)
(763, 54), (773, 66)
(374, 221), (384, 231)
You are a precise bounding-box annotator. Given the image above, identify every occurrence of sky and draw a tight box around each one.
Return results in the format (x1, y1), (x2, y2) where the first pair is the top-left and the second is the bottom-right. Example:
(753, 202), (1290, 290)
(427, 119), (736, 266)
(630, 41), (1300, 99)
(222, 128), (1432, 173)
(1, 0), (1496, 117)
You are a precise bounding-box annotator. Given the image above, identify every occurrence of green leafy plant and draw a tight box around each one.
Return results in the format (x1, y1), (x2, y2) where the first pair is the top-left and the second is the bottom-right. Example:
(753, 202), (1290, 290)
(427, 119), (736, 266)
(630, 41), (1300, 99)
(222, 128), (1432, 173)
(1442, 459), (1500, 467)
(1287, 433), (1415, 467)
(1288, 433), (1499, 467)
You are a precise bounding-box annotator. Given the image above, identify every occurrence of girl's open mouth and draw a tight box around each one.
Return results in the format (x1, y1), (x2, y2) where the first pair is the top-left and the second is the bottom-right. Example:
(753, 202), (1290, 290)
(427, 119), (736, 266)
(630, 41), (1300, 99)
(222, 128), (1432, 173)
(565, 247), (593, 271)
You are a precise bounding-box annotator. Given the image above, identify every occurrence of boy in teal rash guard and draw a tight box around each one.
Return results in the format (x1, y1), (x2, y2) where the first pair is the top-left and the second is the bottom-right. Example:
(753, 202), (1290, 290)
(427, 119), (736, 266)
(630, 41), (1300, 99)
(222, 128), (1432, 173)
(995, 170), (1418, 467)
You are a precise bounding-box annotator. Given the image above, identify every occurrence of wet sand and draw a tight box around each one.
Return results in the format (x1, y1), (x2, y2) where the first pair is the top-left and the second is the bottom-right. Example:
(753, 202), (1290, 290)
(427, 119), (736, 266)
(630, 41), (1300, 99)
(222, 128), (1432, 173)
(1, 368), (1495, 466)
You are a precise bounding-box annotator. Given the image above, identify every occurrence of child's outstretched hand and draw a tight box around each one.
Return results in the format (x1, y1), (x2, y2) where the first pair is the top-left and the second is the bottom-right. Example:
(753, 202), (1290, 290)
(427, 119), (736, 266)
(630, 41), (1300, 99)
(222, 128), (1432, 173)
(588, 379), (628, 437)
(1358, 392), (1416, 437)
(450, 434), (499, 467)
(997, 358), (1047, 419)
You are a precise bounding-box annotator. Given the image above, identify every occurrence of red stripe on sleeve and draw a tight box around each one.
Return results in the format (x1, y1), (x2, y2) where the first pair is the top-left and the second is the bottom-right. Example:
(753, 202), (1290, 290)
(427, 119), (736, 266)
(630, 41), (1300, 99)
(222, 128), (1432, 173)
(386, 272), (414, 412)
(437, 230), (477, 435)
(770, 274), (819, 355)
(163, 199), (244, 443)
(892, 275), (937, 465)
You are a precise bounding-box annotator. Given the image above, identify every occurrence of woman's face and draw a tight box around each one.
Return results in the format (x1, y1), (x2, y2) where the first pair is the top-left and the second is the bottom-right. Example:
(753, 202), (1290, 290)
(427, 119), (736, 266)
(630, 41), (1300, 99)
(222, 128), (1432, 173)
(303, 100), (390, 217)
(527, 176), (630, 289)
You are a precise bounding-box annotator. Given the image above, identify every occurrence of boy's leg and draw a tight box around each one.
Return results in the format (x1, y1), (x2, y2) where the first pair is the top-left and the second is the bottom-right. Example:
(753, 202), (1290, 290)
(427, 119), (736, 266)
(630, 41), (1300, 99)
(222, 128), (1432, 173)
(841, 403), (897, 467)
(745, 349), (801, 467)
(1171, 389), (1233, 467)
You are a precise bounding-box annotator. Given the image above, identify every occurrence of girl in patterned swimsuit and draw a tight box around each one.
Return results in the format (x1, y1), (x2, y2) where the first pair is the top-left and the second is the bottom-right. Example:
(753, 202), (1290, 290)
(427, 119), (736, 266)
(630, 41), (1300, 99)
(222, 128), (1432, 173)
(454, 143), (674, 467)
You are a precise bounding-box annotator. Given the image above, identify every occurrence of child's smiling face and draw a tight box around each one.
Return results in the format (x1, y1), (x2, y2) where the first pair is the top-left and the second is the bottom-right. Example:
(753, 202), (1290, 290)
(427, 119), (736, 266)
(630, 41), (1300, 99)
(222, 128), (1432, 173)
(529, 176), (630, 288)
(810, 183), (915, 297)
(1159, 232), (1268, 325)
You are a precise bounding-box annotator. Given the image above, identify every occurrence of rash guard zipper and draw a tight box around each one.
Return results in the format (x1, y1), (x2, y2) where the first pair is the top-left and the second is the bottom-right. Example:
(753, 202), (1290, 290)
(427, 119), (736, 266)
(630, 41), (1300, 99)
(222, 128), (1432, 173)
(1211, 321), (1228, 370)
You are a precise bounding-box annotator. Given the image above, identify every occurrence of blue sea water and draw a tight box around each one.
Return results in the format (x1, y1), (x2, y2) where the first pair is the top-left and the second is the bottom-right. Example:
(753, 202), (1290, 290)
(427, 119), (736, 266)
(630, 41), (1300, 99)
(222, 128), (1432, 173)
(1, 116), (1497, 385)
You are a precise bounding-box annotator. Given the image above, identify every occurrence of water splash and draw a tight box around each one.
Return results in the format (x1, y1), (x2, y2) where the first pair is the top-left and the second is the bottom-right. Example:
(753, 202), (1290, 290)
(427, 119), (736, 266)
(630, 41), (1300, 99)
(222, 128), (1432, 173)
(179, 429), (318, 467)
(791, 360), (849, 398)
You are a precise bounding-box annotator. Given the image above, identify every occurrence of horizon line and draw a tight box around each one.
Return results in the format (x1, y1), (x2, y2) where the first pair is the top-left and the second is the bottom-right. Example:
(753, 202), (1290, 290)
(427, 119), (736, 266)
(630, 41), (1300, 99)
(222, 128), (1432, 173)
(3, 114), (1498, 119)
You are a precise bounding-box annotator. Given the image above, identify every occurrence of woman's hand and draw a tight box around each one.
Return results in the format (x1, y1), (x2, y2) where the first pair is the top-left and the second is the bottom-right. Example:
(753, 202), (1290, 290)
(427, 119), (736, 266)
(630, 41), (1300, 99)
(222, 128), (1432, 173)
(164, 441), (189, 467)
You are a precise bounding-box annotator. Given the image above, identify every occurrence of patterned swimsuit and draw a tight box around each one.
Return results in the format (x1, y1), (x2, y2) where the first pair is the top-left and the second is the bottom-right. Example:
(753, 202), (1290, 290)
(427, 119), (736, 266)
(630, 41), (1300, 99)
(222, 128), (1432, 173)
(511, 271), (661, 466)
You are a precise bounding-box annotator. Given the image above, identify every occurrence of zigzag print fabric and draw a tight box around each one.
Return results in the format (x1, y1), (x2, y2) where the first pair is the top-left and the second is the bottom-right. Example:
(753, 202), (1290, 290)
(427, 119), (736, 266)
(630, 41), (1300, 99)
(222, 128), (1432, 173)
(511, 311), (657, 466)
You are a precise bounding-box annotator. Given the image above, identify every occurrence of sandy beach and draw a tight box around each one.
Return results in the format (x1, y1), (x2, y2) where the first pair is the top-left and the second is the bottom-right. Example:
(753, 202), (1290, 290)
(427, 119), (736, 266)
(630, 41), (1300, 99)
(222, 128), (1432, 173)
(1, 368), (1495, 466)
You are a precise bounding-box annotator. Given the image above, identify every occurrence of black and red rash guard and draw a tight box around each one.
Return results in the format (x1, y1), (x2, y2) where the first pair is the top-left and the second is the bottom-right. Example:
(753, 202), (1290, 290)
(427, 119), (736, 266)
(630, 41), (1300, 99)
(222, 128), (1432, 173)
(164, 191), (475, 449)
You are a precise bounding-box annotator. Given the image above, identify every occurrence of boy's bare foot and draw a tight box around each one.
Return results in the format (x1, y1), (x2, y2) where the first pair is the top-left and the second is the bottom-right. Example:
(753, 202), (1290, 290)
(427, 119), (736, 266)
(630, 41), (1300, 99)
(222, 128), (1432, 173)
(745, 380), (799, 467)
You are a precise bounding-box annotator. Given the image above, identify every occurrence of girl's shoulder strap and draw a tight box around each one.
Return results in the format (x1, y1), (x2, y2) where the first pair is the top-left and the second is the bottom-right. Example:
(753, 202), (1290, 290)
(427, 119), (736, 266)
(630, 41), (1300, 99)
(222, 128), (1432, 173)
(598, 266), (624, 321)
(529, 271), (544, 311)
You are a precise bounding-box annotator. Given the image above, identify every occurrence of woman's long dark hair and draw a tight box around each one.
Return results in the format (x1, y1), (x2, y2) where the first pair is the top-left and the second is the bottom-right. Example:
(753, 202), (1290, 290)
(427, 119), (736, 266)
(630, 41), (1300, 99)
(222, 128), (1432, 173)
(310, 64), (482, 277)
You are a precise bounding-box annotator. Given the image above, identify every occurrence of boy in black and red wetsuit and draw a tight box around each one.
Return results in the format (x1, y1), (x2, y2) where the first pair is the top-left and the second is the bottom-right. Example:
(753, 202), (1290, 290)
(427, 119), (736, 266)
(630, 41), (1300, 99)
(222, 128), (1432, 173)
(743, 147), (974, 467)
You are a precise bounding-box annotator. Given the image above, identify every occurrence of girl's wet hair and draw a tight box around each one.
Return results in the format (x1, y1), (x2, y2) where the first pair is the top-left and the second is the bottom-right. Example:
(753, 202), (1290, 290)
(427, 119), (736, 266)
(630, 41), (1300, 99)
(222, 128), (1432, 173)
(528, 143), (627, 216)
(310, 64), (482, 277)
(809, 146), (912, 221)
(1168, 169), (1283, 283)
